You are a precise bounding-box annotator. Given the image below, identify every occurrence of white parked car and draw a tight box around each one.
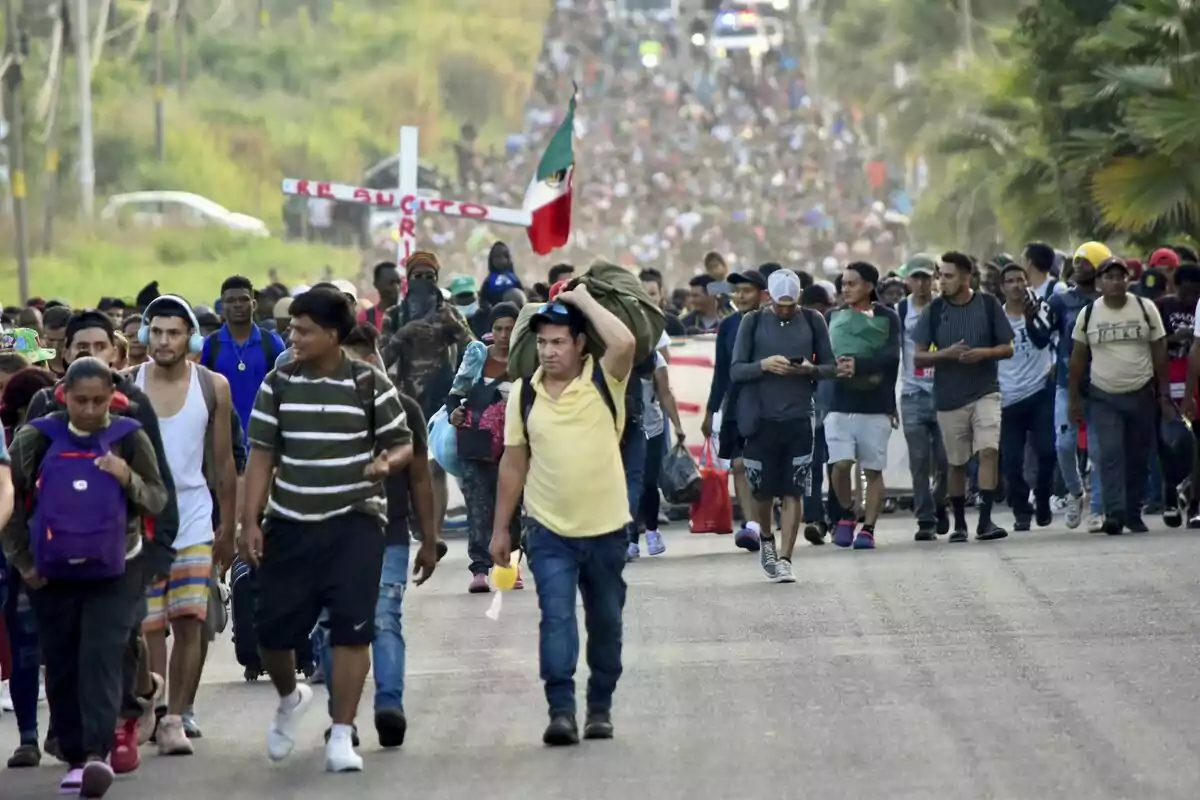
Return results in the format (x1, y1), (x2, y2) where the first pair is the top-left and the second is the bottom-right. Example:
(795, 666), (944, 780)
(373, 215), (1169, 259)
(100, 191), (270, 237)
(707, 9), (784, 58)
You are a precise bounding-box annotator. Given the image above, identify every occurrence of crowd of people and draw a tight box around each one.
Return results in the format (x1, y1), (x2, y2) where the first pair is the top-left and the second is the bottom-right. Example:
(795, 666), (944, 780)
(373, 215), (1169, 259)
(0, 234), (1196, 794)
(388, 0), (906, 289)
(2, 1), (1199, 796)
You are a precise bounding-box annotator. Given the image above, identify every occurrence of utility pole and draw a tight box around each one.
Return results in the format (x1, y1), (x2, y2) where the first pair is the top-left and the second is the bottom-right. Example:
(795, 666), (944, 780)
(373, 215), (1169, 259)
(176, 0), (187, 94)
(41, 2), (67, 254)
(74, 0), (95, 219)
(3, 0), (31, 300)
(962, 0), (974, 57)
(152, 0), (164, 160)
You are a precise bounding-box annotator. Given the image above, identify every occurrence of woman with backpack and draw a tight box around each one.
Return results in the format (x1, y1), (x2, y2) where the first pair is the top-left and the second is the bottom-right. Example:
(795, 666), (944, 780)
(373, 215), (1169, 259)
(450, 302), (524, 593)
(0, 366), (57, 768)
(0, 357), (168, 798)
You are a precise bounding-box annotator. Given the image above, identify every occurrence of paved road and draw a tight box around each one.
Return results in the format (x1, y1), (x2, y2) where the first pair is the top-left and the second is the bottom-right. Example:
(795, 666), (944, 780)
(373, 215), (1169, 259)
(6, 514), (1200, 799)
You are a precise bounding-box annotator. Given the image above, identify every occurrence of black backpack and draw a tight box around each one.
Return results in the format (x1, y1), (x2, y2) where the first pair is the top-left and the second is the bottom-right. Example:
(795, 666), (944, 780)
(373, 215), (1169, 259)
(1073, 295), (1154, 396)
(923, 292), (999, 347)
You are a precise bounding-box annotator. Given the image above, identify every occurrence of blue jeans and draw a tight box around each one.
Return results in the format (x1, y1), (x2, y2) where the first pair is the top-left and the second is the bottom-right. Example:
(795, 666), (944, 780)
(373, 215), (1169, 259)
(901, 391), (948, 526)
(525, 522), (627, 716)
(319, 542), (409, 714)
(622, 418), (647, 518)
(621, 417), (647, 542)
(1054, 386), (1102, 514)
(3, 568), (41, 743)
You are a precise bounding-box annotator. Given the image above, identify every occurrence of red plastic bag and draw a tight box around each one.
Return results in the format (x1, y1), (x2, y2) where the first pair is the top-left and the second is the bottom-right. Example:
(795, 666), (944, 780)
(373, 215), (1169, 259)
(689, 441), (733, 534)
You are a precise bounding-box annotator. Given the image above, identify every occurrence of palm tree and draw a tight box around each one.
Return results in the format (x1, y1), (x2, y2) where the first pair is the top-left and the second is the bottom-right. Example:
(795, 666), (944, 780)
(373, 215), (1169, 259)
(1075, 0), (1200, 241)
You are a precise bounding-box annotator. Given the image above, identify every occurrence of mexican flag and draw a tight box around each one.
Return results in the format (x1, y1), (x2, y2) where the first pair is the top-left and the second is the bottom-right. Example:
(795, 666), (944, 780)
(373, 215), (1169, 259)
(523, 93), (576, 255)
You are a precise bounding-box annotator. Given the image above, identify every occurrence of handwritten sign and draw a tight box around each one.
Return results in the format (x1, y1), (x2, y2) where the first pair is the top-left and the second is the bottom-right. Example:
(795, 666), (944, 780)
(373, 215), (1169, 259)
(280, 179), (531, 228)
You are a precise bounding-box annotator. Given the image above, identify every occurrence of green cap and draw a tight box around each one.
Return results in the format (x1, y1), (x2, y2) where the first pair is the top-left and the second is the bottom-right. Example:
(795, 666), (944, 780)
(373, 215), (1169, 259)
(0, 327), (55, 363)
(448, 275), (478, 297)
(900, 254), (937, 278)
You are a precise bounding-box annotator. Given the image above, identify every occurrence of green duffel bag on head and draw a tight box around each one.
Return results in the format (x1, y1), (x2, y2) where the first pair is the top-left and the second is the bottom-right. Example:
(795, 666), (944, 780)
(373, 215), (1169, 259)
(508, 260), (665, 380)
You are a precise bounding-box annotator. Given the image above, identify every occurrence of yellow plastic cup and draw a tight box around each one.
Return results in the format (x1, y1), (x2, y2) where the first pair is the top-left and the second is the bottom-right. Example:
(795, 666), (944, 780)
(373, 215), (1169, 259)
(491, 554), (519, 591)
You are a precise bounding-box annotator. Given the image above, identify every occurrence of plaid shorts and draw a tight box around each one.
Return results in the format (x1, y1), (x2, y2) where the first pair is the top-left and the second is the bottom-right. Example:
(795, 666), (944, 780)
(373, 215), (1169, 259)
(143, 543), (213, 631)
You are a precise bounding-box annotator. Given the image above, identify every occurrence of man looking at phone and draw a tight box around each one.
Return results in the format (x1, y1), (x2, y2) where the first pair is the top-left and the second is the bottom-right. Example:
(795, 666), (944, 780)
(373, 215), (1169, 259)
(730, 269), (836, 583)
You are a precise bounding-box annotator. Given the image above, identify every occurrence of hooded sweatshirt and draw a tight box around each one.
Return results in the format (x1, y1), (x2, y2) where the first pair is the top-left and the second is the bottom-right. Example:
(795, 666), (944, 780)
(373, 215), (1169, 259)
(480, 243), (524, 306)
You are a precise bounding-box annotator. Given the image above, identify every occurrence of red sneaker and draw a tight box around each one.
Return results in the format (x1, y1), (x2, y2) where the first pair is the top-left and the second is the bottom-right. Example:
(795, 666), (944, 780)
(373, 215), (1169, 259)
(111, 717), (140, 774)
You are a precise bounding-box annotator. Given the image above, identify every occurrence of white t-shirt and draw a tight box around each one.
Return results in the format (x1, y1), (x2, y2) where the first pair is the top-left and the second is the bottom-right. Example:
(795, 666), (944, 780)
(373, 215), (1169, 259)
(1073, 296), (1165, 394)
(642, 343), (670, 439)
(999, 313), (1053, 407)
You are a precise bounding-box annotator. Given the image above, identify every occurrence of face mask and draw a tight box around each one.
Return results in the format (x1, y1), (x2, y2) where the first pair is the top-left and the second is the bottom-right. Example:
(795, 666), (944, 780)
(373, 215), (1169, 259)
(404, 280), (440, 321)
(457, 301), (479, 318)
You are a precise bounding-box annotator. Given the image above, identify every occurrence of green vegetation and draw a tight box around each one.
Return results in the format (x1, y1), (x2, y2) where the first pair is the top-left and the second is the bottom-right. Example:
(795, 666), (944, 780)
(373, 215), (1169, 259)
(0, 223), (360, 303)
(820, 0), (1200, 253)
(2, 0), (551, 302)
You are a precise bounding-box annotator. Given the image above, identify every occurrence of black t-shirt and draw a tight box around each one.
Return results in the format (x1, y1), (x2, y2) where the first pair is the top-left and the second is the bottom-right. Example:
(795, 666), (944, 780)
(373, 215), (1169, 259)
(664, 313), (686, 337)
(1156, 294), (1195, 363)
(384, 393), (428, 545)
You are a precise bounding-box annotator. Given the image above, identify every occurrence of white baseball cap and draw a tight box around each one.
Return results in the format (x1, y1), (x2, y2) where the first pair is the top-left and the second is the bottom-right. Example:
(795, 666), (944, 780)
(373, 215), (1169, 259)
(331, 279), (359, 301)
(768, 269), (801, 303)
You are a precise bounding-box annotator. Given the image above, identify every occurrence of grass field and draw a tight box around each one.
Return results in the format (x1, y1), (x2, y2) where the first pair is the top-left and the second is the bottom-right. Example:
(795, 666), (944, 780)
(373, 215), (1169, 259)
(0, 225), (362, 307)
(1, 0), (553, 305)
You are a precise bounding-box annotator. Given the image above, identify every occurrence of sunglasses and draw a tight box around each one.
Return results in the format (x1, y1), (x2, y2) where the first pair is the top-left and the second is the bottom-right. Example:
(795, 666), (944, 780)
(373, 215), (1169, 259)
(538, 301), (570, 317)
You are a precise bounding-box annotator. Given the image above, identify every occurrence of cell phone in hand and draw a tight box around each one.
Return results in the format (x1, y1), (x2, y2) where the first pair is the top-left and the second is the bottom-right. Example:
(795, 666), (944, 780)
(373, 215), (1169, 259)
(789, 357), (809, 365)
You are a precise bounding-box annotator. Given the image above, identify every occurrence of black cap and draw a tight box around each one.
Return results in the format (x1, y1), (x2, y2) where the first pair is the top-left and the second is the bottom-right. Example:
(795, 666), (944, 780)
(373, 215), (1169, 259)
(727, 270), (767, 291)
(1097, 256), (1129, 276)
(530, 300), (585, 336)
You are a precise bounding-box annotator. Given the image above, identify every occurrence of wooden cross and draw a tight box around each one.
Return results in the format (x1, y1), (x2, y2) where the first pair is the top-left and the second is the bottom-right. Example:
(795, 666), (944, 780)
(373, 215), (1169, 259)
(281, 126), (532, 267)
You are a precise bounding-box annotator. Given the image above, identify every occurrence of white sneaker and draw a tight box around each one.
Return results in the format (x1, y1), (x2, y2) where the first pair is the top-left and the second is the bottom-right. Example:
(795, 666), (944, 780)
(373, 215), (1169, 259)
(1065, 494), (1083, 529)
(267, 684), (313, 761)
(773, 559), (796, 584)
(1087, 515), (1105, 534)
(0, 680), (12, 712)
(324, 729), (364, 772)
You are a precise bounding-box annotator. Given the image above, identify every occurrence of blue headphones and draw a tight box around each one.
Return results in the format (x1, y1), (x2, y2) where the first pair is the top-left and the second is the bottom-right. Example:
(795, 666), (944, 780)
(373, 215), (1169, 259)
(138, 294), (206, 354)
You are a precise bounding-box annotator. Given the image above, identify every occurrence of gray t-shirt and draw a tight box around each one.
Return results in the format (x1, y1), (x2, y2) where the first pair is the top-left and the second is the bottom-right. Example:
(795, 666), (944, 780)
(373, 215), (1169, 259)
(912, 291), (1014, 412)
(729, 306), (836, 435)
(901, 298), (935, 396)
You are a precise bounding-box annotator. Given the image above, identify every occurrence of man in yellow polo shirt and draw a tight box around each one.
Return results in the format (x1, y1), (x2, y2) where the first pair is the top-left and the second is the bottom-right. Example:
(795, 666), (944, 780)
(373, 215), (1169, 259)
(489, 285), (636, 748)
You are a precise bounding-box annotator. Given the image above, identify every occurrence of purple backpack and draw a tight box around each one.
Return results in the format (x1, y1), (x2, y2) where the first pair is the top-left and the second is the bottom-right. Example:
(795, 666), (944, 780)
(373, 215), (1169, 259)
(28, 416), (140, 580)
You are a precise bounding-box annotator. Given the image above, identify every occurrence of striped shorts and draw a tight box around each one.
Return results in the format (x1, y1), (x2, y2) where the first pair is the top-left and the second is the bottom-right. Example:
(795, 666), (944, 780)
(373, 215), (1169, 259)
(143, 543), (213, 631)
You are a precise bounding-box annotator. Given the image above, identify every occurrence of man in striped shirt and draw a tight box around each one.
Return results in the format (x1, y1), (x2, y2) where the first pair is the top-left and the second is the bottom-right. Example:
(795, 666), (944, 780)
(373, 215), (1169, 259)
(241, 288), (414, 774)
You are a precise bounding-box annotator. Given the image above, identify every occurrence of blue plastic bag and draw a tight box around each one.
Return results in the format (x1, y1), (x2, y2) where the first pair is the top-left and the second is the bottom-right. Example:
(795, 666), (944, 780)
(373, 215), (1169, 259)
(428, 406), (461, 478)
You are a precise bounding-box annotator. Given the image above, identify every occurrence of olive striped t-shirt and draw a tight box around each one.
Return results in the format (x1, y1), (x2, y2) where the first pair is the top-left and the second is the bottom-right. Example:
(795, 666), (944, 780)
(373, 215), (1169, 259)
(247, 355), (412, 524)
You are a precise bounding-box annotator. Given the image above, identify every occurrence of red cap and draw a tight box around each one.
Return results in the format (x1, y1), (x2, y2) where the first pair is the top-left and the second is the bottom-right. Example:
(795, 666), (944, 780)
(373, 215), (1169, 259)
(548, 279), (570, 301)
(1148, 248), (1181, 269)
(1125, 258), (1144, 280)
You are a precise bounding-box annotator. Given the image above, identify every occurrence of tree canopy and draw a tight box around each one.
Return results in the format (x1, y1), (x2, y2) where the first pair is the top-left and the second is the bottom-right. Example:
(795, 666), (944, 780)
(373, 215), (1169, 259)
(820, 0), (1200, 253)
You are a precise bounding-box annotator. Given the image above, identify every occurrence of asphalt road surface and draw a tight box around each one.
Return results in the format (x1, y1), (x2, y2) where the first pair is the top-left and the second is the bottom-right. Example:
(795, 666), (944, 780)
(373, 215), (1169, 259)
(6, 514), (1200, 799)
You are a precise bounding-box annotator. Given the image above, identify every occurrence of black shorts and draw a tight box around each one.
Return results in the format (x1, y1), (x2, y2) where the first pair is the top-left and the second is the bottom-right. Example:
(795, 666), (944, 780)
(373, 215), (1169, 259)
(256, 512), (385, 650)
(742, 418), (814, 501)
(717, 412), (744, 461)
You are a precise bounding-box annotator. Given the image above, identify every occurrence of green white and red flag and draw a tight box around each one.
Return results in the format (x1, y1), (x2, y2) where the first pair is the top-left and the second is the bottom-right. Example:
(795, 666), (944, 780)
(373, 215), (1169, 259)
(523, 92), (576, 255)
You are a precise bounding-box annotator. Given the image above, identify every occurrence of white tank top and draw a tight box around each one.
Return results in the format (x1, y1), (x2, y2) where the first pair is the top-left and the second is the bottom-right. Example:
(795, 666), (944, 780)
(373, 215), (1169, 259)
(136, 363), (214, 550)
